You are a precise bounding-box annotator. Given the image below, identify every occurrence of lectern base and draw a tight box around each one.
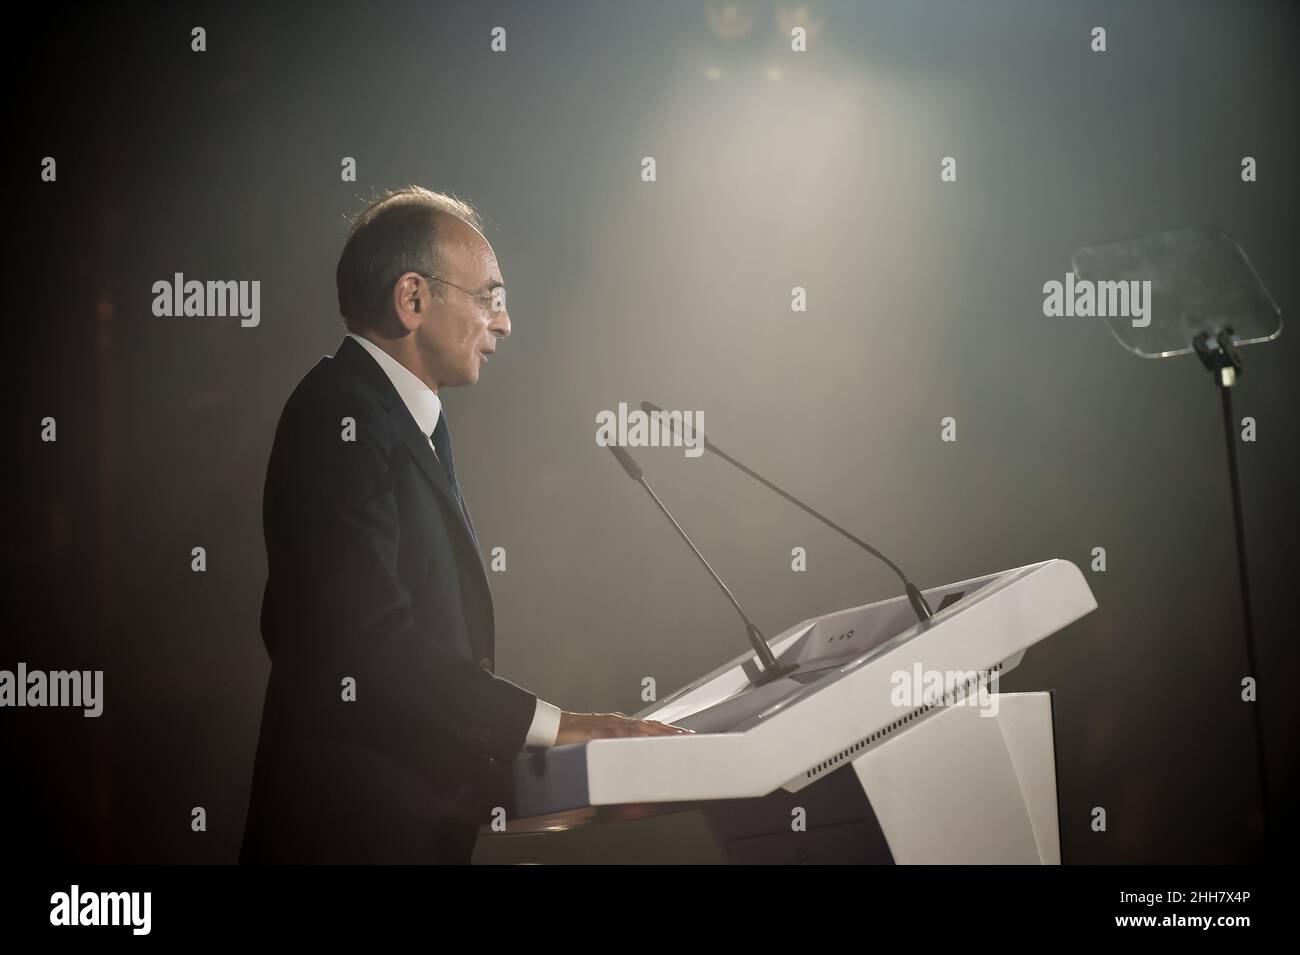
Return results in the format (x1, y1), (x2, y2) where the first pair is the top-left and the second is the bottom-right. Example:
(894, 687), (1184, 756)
(701, 691), (1061, 864)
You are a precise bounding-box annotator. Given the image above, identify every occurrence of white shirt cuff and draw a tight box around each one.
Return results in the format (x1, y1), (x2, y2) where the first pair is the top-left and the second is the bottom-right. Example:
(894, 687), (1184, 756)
(523, 698), (562, 750)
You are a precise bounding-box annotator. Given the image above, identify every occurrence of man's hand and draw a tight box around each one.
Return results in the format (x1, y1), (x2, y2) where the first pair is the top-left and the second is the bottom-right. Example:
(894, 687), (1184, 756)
(555, 710), (694, 746)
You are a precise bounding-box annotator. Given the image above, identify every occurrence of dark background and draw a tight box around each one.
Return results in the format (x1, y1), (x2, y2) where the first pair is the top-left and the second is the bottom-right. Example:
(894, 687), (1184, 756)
(4, 0), (1296, 864)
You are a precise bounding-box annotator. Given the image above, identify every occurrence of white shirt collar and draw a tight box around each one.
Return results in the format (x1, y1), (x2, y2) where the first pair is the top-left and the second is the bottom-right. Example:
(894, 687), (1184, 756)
(345, 332), (442, 437)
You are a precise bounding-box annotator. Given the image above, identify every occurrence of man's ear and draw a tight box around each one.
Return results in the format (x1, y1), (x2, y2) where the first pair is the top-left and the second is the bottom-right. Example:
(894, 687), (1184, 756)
(392, 274), (426, 332)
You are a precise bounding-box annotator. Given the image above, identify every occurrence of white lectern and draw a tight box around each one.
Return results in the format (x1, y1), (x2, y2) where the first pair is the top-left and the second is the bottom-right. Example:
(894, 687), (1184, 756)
(494, 558), (1096, 863)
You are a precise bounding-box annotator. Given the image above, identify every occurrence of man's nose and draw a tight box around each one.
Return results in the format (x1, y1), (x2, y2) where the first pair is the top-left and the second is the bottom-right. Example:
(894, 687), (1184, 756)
(490, 306), (510, 339)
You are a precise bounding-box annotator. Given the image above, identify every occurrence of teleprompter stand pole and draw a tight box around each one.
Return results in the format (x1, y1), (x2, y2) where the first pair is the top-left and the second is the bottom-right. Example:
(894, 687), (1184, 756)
(1193, 329), (1271, 850)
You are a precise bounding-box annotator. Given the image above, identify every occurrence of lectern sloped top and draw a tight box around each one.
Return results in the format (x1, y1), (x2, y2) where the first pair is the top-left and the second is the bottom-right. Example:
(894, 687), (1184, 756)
(506, 558), (1096, 830)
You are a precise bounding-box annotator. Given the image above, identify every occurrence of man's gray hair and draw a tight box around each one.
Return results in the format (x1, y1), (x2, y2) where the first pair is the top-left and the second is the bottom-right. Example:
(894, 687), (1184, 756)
(336, 186), (484, 330)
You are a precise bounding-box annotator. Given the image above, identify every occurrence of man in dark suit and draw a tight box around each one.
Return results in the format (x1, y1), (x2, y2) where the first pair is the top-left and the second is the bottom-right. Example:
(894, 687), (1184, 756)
(240, 187), (688, 864)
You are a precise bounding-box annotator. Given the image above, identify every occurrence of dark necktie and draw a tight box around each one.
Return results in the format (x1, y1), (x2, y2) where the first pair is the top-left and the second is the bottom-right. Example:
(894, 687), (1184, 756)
(430, 412), (479, 552)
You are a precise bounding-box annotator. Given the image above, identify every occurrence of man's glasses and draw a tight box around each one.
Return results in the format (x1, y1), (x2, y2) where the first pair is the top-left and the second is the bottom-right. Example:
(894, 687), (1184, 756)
(412, 271), (506, 314)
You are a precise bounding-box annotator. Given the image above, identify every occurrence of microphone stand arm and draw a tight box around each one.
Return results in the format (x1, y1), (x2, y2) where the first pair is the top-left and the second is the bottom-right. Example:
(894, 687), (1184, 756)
(636, 476), (797, 685)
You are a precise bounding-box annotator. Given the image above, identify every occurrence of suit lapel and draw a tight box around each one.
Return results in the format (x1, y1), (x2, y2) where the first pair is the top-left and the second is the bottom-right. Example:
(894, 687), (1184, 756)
(330, 336), (494, 614)
(397, 414), (484, 565)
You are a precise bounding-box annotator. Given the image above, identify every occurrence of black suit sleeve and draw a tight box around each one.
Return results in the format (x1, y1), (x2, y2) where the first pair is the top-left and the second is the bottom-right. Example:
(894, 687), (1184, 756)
(264, 385), (538, 764)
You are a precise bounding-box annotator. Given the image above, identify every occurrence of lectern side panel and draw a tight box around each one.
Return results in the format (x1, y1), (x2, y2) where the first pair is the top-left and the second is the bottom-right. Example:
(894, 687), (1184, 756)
(851, 703), (1043, 864)
(995, 691), (1061, 864)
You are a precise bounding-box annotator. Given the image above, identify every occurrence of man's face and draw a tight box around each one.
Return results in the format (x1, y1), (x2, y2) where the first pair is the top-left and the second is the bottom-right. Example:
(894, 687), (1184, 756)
(413, 216), (510, 389)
